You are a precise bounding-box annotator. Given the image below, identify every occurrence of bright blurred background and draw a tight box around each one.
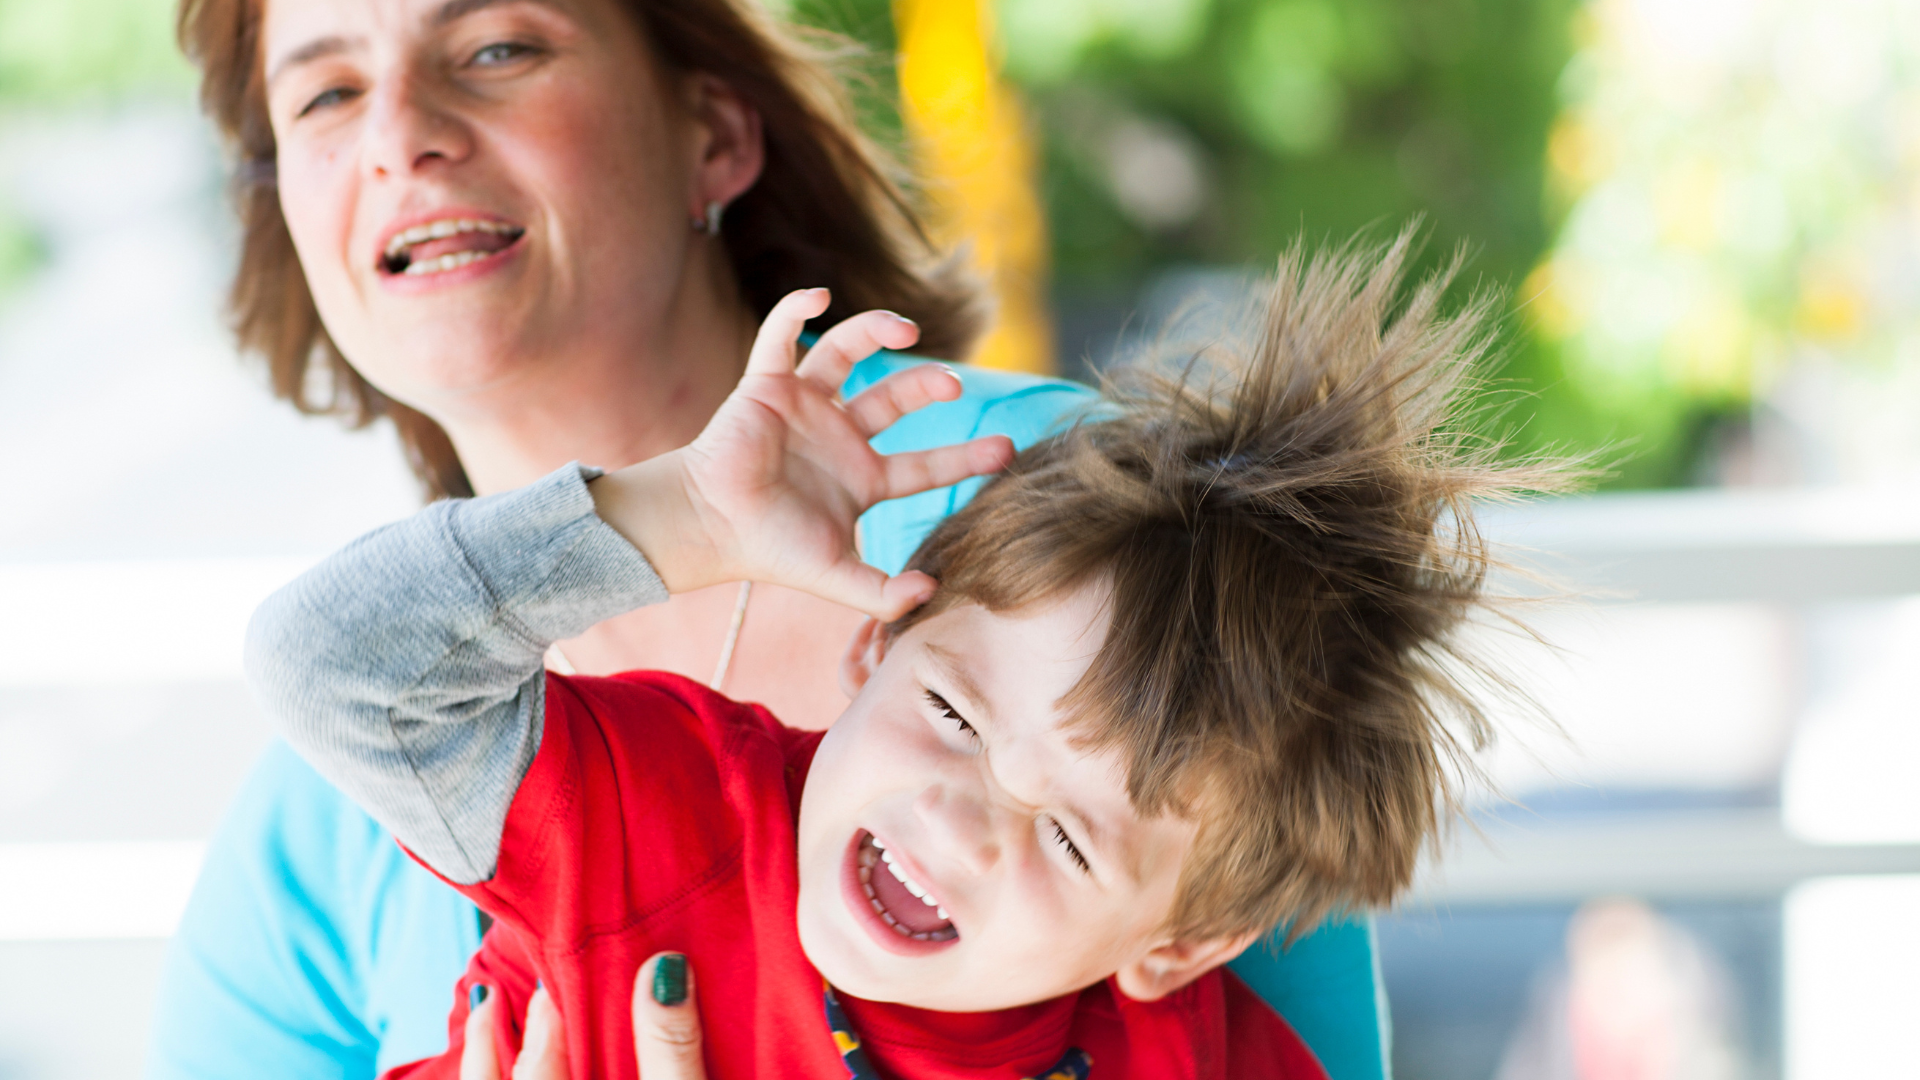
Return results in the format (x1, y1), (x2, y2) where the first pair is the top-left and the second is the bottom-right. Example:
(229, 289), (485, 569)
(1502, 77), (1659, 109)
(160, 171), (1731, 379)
(2, 0), (1919, 1077)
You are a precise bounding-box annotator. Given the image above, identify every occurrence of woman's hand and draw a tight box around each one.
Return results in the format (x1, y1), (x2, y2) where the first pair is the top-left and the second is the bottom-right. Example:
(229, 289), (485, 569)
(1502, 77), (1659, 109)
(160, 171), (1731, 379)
(459, 953), (706, 1080)
(591, 288), (1015, 622)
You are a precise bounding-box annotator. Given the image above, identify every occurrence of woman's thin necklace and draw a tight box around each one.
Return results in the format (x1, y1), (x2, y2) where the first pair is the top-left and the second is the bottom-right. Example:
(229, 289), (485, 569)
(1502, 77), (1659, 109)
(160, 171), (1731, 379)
(709, 580), (752, 690)
(541, 580), (753, 691)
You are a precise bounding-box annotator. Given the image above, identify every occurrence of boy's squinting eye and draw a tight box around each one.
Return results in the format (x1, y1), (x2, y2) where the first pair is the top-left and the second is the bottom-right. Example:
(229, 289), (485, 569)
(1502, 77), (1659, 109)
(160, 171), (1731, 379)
(1049, 817), (1092, 874)
(924, 690), (977, 741)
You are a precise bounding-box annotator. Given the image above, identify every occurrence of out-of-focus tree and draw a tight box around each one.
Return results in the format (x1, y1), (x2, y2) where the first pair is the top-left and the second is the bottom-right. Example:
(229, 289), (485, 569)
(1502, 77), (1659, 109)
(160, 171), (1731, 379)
(792, 0), (1596, 472)
(1530, 0), (1920, 488)
(997, 0), (1573, 294)
(0, 0), (188, 101)
(0, 0), (193, 294)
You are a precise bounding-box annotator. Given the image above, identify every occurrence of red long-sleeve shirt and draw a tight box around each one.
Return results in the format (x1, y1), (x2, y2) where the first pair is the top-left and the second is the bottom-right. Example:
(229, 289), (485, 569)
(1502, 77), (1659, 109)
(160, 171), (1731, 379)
(387, 671), (1328, 1080)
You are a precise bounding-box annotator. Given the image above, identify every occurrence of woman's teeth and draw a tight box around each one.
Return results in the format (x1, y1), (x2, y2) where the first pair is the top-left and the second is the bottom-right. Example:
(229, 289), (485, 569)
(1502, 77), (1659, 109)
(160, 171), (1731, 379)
(380, 218), (525, 275)
(404, 250), (489, 276)
(383, 218), (518, 258)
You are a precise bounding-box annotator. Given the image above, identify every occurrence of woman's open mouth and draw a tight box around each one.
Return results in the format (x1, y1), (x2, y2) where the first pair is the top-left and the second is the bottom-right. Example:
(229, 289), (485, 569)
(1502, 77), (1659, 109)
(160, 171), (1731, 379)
(847, 831), (958, 950)
(377, 217), (526, 277)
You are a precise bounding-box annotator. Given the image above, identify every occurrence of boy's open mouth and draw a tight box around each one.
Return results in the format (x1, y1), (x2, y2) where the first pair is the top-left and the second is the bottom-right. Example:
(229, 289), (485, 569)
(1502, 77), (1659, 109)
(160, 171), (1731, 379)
(377, 217), (526, 277)
(856, 832), (957, 943)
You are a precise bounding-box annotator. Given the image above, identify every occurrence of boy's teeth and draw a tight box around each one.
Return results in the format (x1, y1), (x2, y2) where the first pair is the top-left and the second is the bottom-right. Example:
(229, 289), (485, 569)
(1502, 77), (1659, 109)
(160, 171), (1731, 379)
(863, 834), (950, 933)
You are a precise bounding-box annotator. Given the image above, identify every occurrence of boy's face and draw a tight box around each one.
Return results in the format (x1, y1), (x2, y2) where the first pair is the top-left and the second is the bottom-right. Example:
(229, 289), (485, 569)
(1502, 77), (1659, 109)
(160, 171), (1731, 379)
(794, 584), (1204, 1012)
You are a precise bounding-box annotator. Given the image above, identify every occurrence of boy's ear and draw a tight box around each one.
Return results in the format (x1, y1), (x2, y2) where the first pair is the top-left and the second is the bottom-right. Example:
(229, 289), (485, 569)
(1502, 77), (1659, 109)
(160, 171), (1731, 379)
(1113, 929), (1264, 1002)
(839, 617), (890, 698)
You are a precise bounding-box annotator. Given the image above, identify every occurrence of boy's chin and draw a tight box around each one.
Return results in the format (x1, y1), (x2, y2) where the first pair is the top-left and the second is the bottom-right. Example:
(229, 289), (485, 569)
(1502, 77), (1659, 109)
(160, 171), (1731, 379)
(797, 907), (1084, 1013)
(798, 904), (970, 1008)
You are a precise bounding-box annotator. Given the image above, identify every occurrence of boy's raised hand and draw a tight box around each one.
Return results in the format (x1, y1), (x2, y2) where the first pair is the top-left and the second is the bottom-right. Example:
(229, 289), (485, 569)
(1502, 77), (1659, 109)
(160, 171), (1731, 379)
(592, 289), (1014, 622)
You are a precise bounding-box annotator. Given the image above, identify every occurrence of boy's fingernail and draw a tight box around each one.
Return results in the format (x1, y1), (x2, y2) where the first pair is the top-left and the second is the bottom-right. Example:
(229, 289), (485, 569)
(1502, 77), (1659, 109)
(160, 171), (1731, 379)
(469, 983), (488, 1012)
(652, 953), (688, 1007)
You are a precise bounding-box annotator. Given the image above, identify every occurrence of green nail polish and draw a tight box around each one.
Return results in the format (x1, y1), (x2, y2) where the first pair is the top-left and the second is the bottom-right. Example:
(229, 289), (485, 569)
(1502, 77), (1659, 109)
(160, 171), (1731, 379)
(652, 953), (688, 1006)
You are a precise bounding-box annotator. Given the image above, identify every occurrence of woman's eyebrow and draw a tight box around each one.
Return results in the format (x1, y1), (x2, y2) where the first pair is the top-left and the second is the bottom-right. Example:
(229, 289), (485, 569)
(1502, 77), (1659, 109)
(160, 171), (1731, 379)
(267, 0), (567, 90)
(432, 0), (564, 28)
(267, 35), (357, 89)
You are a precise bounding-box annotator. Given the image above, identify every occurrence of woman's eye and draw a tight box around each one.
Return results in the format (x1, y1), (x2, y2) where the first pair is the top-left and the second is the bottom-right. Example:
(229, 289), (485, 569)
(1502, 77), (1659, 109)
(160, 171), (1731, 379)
(924, 690), (977, 741)
(1050, 818), (1092, 875)
(298, 87), (358, 118)
(470, 41), (535, 67)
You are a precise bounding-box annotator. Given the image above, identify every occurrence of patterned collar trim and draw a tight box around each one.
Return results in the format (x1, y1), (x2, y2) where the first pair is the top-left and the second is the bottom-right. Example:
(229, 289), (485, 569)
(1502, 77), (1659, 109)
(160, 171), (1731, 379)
(821, 982), (1093, 1080)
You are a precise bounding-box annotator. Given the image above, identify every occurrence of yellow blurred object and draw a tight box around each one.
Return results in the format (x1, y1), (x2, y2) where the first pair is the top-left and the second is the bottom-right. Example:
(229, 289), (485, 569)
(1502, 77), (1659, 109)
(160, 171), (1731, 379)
(1796, 263), (1866, 344)
(893, 0), (1054, 374)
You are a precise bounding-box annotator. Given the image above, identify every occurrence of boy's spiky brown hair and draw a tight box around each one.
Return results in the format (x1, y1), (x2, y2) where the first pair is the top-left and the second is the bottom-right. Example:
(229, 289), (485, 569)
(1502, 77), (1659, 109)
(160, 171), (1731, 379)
(893, 231), (1574, 942)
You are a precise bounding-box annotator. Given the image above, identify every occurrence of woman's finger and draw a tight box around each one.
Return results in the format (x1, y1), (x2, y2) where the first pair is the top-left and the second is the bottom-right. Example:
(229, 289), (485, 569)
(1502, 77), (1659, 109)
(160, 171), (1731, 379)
(795, 310), (921, 393)
(745, 289), (833, 377)
(458, 986), (502, 1080)
(512, 984), (570, 1080)
(881, 436), (1016, 502)
(841, 362), (963, 438)
(633, 953), (707, 1080)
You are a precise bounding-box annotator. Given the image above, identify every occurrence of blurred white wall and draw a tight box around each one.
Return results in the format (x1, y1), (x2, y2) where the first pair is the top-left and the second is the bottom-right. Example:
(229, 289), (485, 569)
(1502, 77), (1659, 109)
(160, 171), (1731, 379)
(0, 101), (418, 1080)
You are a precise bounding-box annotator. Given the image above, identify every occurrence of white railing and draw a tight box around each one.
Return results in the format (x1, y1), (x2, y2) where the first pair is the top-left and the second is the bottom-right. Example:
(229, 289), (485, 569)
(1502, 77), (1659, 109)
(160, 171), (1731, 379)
(1414, 485), (1920, 906)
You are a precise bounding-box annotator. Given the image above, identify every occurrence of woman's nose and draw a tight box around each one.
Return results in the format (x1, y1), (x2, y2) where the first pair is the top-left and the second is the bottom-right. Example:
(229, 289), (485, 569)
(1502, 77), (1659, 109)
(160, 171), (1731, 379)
(363, 75), (474, 180)
(913, 784), (999, 875)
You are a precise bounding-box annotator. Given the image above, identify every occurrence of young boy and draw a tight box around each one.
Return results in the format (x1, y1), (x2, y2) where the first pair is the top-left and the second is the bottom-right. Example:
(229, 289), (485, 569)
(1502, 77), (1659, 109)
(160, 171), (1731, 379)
(252, 238), (1550, 1080)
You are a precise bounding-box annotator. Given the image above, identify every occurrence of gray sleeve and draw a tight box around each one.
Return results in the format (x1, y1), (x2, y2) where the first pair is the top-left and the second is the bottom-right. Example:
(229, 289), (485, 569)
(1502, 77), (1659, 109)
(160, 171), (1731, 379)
(245, 463), (669, 884)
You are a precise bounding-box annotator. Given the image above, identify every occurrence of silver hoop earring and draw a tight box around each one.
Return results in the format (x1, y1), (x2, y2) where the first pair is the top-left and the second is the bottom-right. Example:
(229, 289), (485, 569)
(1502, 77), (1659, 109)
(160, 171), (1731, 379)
(695, 199), (725, 237)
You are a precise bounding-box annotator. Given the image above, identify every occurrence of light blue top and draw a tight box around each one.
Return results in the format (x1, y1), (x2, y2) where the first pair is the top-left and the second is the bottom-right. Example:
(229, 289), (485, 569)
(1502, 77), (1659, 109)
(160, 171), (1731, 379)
(145, 356), (1390, 1080)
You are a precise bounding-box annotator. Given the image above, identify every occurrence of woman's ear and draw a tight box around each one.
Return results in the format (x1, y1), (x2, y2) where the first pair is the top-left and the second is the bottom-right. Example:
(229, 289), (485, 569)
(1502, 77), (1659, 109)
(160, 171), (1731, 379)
(1113, 929), (1263, 1002)
(839, 617), (890, 699)
(685, 73), (764, 213)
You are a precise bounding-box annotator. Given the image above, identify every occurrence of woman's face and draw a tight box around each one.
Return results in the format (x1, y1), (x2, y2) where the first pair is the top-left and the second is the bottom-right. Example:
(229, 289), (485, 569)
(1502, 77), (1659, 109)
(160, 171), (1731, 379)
(261, 0), (751, 411)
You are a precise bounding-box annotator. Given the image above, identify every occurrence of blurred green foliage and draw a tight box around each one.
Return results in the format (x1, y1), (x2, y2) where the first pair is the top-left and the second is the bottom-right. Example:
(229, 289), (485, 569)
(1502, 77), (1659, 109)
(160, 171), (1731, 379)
(0, 215), (45, 292)
(0, 0), (194, 296)
(0, 0), (192, 102)
(789, 0), (1662, 483)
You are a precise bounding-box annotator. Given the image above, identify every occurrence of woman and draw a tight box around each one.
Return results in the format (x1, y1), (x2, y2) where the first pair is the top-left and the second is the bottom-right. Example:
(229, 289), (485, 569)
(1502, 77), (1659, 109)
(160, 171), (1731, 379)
(147, 0), (1389, 1077)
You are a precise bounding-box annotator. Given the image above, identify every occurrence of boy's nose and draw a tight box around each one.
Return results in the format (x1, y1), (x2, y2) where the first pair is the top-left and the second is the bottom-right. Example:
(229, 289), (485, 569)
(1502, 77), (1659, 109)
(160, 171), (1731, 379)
(912, 784), (999, 874)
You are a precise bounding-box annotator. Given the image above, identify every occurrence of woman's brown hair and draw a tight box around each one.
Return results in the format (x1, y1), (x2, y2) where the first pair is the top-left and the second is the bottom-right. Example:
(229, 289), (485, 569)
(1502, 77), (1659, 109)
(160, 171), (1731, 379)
(178, 0), (982, 500)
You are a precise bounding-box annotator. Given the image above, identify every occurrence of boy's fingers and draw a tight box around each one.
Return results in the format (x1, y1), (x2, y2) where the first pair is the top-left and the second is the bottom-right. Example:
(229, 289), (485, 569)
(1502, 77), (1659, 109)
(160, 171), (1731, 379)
(633, 953), (707, 1080)
(511, 985), (569, 1080)
(745, 289), (833, 377)
(842, 363), (962, 438)
(795, 310), (921, 394)
(458, 988), (501, 1080)
(814, 563), (937, 623)
(881, 436), (1015, 502)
